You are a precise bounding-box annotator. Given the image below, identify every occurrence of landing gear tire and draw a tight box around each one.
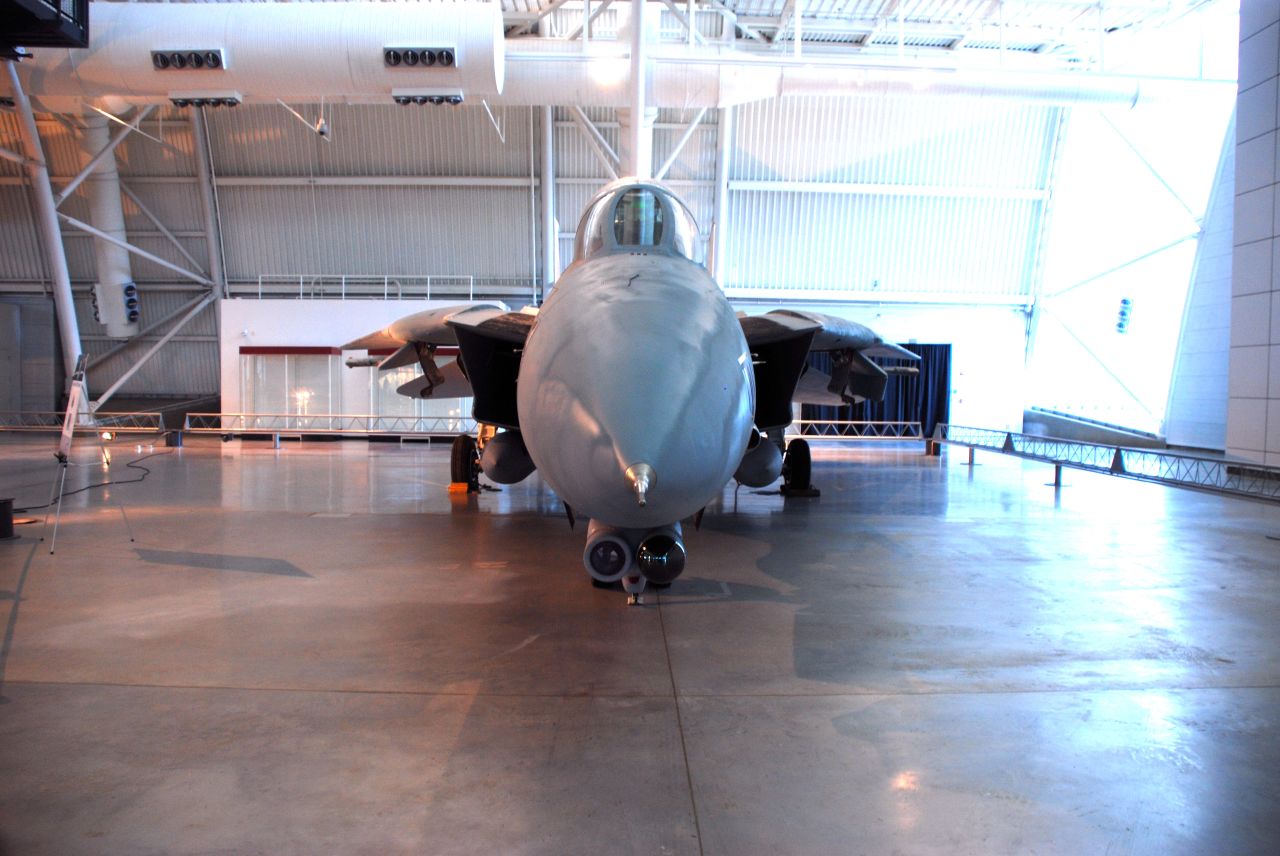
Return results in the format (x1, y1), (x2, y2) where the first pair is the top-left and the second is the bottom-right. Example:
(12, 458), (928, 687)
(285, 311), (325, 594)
(591, 578), (619, 590)
(782, 438), (819, 497)
(649, 581), (672, 590)
(450, 434), (480, 491)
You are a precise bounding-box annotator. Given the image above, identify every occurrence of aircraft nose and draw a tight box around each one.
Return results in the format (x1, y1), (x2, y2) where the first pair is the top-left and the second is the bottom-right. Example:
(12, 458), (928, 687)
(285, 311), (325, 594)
(625, 463), (655, 507)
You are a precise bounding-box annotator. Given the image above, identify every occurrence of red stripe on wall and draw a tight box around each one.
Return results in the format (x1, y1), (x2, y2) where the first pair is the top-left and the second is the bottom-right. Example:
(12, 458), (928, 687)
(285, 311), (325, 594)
(365, 347), (460, 357)
(239, 346), (342, 355)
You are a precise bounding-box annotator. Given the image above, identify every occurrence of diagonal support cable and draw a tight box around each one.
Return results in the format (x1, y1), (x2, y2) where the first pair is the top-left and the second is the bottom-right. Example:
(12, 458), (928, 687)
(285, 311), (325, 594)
(1040, 306), (1156, 419)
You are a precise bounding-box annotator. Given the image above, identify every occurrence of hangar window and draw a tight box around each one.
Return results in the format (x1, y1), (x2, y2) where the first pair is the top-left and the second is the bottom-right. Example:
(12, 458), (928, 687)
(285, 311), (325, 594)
(239, 349), (341, 427)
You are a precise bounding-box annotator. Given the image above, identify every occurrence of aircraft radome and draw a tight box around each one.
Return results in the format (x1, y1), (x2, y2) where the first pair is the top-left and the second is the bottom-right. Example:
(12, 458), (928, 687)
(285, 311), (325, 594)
(343, 179), (918, 604)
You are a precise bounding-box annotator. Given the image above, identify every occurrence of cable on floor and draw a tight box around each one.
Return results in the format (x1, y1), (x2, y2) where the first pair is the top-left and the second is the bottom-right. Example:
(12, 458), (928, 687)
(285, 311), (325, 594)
(13, 449), (174, 513)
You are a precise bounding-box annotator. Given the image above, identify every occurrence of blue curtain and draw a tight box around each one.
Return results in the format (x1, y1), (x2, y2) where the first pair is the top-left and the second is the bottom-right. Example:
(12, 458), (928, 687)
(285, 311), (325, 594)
(800, 344), (951, 438)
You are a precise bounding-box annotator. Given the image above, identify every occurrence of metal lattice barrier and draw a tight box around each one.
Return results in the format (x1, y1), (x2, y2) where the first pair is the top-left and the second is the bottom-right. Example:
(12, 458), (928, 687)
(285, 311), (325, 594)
(236, 275), (540, 304)
(183, 413), (477, 437)
(0, 411), (165, 433)
(935, 424), (1280, 503)
(788, 420), (923, 441)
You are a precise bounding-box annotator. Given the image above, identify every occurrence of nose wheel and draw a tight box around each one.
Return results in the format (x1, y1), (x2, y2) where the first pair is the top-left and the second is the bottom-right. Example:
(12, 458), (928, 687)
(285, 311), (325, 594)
(450, 434), (480, 492)
(623, 574), (646, 606)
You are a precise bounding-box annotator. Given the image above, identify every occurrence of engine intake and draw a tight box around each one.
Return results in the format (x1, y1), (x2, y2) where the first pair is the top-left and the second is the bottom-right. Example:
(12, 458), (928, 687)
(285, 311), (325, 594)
(583, 520), (633, 582)
(637, 526), (685, 585)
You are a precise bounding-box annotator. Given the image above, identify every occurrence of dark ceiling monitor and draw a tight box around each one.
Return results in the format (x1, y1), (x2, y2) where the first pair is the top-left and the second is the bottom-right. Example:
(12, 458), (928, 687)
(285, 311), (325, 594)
(1, 0), (90, 60)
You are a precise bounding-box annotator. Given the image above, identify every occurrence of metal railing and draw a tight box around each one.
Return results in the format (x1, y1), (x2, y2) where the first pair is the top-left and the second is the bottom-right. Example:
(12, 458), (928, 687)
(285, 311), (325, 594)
(234, 275), (540, 304)
(0, 411), (165, 433)
(788, 420), (923, 441)
(184, 412), (477, 436)
(935, 424), (1280, 503)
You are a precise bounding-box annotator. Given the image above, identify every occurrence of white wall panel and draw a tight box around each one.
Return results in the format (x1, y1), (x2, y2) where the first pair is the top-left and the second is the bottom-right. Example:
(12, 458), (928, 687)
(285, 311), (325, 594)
(724, 96), (1057, 298)
(732, 97), (1056, 189)
(1166, 127), (1233, 450)
(209, 104), (534, 178)
(77, 289), (219, 397)
(218, 186), (534, 279)
(726, 192), (1039, 296)
(0, 187), (47, 282)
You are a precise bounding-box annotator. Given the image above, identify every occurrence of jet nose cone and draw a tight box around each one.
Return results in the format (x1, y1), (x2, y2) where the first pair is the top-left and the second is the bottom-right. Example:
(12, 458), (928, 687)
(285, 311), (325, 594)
(625, 463), (655, 507)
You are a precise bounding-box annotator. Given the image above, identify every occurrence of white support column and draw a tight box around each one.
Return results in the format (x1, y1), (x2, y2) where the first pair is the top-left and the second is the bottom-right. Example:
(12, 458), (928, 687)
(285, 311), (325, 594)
(190, 107), (228, 298)
(711, 105), (733, 285)
(81, 109), (139, 340)
(541, 105), (558, 292)
(4, 60), (82, 384)
(626, 0), (653, 178)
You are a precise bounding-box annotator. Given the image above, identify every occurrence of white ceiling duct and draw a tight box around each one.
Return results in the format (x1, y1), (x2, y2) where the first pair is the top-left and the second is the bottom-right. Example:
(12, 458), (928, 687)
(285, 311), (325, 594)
(12, 0), (503, 111)
(501, 42), (1230, 109)
(5, 1), (1228, 112)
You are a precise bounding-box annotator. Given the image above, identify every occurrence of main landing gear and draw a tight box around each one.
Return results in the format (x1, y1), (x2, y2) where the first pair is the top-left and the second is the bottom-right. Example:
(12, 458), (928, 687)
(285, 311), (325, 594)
(450, 434), (480, 493)
(781, 437), (819, 497)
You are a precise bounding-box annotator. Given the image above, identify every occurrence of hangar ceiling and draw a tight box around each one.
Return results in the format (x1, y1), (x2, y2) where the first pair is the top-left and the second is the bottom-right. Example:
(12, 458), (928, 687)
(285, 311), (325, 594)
(0, 0), (1239, 436)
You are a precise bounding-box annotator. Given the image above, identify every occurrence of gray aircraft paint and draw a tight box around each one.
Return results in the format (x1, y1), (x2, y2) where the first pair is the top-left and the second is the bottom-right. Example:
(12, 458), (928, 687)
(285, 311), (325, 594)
(517, 250), (754, 529)
(342, 179), (917, 596)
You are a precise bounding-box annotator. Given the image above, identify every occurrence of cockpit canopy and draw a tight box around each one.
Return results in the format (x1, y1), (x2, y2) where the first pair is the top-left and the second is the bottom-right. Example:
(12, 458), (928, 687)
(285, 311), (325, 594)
(572, 180), (700, 264)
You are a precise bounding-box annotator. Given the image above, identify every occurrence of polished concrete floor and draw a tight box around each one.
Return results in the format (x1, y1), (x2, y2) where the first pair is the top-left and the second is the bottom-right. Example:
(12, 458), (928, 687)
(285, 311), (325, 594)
(0, 434), (1277, 855)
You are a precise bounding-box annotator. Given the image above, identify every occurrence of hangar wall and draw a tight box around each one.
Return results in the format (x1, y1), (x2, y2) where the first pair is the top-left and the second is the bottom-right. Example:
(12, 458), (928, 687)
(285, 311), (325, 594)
(1165, 123), (1233, 450)
(724, 97), (1056, 304)
(1229, 4), (1280, 465)
(219, 299), (463, 416)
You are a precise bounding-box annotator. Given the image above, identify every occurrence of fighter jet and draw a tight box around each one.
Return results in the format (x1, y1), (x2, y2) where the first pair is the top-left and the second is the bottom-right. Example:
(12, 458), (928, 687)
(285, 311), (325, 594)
(343, 179), (918, 602)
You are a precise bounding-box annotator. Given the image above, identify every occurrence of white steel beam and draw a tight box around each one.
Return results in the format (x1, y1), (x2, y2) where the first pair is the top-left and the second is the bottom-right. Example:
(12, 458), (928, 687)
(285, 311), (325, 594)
(772, 0), (795, 45)
(0, 146), (30, 166)
(190, 107), (228, 299)
(658, 0), (705, 45)
(57, 213), (216, 287)
(727, 180), (1049, 201)
(119, 183), (209, 276)
(627, 0), (653, 178)
(86, 292), (210, 370)
(53, 105), (155, 208)
(564, 0), (613, 41)
(710, 105), (732, 285)
(570, 106), (621, 178)
(4, 59), (82, 382)
(654, 107), (707, 180)
(542, 105), (558, 290)
(91, 294), (216, 411)
(511, 0), (575, 36)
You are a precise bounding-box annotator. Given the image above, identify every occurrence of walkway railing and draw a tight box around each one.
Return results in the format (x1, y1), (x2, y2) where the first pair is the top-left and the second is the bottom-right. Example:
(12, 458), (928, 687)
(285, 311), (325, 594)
(934, 424), (1280, 503)
(184, 412), (477, 436)
(235, 275), (540, 304)
(0, 411), (165, 433)
(789, 420), (923, 441)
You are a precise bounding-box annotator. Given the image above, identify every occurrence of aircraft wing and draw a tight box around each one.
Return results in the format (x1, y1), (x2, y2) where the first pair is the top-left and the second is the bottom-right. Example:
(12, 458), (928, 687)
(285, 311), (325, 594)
(738, 309), (920, 428)
(341, 303), (536, 423)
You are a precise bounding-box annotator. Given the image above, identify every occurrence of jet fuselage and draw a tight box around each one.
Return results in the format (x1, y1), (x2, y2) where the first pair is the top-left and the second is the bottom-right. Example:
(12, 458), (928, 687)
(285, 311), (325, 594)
(516, 250), (754, 530)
